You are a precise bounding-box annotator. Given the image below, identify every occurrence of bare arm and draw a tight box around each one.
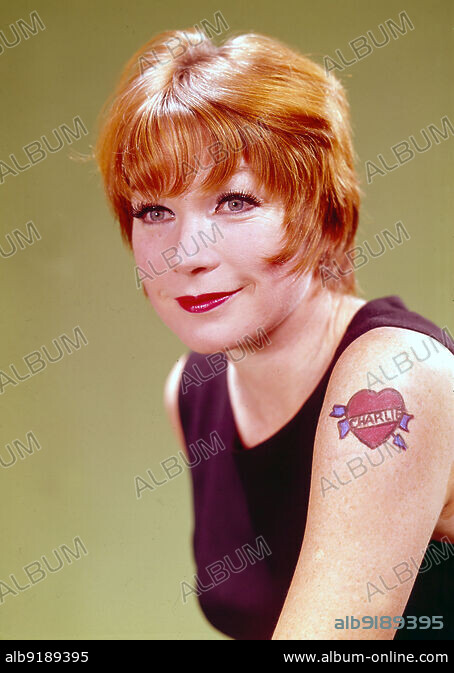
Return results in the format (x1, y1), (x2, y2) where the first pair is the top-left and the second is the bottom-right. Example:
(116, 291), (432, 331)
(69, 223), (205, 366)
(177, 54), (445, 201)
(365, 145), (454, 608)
(163, 352), (190, 456)
(272, 327), (454, 640)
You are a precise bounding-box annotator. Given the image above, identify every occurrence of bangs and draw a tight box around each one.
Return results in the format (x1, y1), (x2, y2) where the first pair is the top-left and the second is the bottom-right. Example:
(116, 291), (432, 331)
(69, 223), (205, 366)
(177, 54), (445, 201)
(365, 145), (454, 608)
(113, 85), (296, 210)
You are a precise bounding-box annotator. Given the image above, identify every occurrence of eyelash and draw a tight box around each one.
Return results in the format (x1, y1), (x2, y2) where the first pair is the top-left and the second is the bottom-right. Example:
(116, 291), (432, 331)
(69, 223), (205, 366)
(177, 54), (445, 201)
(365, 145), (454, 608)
(131, 189), (263, 222)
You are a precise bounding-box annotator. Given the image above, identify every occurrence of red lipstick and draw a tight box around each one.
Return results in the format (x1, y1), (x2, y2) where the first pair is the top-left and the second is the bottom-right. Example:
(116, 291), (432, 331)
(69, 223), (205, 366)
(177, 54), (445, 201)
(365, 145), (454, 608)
(176, 288), (242, 313)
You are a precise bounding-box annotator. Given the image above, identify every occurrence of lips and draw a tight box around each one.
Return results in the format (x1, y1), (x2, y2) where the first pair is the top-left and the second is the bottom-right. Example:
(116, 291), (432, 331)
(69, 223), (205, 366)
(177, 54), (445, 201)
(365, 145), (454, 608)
(176, 288), (242, 313)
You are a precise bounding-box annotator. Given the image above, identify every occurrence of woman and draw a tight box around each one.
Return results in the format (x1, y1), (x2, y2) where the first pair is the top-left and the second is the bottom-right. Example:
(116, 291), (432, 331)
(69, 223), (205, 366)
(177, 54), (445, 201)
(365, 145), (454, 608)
(94, 27), (454, 640)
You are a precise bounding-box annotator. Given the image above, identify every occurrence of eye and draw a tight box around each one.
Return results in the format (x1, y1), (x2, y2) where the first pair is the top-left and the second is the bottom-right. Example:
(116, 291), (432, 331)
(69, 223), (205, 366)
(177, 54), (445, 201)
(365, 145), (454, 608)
(131, 189), (263, 225)
(215, 190), (263, 214)
(131, 203), (173, 225)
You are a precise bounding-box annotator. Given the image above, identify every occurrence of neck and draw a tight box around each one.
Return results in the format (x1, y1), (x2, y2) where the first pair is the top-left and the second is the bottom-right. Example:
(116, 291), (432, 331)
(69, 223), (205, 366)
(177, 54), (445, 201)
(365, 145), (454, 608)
(225, 284), (363, 429)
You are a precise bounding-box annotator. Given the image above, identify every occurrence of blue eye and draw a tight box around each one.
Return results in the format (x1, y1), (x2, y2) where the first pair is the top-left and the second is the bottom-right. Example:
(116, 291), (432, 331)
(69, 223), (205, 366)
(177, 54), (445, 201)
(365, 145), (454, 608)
(131, 204), (172, 224)
(215, 190), (263, 212)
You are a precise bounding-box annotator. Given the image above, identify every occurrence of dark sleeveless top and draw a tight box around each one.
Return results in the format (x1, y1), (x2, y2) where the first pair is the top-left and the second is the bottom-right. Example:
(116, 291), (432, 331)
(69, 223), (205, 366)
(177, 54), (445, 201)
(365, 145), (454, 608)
(177, 295), (454, 640)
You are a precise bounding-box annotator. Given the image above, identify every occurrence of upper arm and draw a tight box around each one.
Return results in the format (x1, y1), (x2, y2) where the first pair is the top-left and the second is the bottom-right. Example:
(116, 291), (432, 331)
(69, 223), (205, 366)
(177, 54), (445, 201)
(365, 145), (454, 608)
(272, 327), (454, 640)
(163, 352), (190, 456)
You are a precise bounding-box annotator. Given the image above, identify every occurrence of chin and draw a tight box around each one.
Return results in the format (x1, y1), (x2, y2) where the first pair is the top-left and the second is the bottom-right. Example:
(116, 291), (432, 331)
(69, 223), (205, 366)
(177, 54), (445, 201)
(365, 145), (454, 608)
(177, 332), (238, 356)
(171, 322), (253, 356)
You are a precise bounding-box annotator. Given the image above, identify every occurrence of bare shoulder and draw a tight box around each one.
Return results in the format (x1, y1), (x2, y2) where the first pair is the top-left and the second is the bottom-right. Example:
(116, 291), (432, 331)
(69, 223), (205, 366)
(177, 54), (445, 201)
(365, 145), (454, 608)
(334, 325), (454, 384)
(163, 353), (190, 455)
(327, 325), (454, 440)
(318, 324), (454, 503)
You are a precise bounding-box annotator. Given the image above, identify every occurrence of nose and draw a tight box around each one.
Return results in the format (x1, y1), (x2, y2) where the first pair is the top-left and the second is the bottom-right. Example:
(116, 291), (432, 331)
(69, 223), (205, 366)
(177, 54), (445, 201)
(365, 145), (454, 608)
(170, 217), (223, 276)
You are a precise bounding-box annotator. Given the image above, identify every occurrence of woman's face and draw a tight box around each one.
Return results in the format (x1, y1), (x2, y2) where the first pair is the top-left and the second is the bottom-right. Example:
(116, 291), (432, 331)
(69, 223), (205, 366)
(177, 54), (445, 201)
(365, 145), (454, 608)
(131, 161), (314, 354)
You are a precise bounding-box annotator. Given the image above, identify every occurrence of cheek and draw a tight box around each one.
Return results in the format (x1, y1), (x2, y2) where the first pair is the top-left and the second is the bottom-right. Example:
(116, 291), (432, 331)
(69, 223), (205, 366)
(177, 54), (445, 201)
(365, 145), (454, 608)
(131, 224), (146, 264)
(131, 225), (165, 273)
(132, 228), (159, 301)
(257, 266), (313, 314)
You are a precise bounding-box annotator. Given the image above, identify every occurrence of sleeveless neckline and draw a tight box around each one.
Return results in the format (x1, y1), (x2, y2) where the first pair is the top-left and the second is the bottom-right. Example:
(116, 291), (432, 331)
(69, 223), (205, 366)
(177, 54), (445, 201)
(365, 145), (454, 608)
(179, 293), (454, 641)
(224, 295), (404, 454)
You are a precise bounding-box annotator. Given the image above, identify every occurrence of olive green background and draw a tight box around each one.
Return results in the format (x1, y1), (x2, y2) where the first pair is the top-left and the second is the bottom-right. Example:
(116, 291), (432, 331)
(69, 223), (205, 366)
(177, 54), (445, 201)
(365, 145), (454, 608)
(0, 0), (452, 640)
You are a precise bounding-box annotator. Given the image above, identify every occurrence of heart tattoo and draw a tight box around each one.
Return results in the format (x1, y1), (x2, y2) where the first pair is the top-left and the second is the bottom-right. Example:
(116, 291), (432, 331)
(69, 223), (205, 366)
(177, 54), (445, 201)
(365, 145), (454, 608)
(329, 388), (414, 450)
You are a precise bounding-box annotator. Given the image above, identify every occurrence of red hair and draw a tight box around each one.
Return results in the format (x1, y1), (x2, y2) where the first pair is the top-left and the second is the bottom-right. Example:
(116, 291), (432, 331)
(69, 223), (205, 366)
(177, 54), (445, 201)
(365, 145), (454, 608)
(94, 28), (362, 293)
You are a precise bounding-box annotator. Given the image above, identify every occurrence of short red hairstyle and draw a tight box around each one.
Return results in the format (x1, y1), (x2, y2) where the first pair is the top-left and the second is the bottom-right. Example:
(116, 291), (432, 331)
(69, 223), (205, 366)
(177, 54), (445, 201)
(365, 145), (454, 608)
(94, 28), (361, 294)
